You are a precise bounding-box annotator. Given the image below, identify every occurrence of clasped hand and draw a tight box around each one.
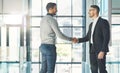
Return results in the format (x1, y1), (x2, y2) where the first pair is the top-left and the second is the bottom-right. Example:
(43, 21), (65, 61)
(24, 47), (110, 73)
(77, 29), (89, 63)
(72, 38), (78, 43)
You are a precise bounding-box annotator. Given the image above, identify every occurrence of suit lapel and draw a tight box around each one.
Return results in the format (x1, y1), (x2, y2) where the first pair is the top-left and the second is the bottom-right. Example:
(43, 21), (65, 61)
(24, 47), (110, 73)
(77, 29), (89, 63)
(89, 22), (93, 39)
(93, 17), (101, 35)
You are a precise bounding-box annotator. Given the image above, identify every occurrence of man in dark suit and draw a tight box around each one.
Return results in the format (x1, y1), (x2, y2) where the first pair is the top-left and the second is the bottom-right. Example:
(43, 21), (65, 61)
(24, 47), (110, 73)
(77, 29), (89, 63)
(73, 5), (110, 73)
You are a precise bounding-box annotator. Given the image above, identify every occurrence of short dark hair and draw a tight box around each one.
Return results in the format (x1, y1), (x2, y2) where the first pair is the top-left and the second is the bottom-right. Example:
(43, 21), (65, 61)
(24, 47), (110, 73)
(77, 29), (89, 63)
(90, 5), (100, 14)
(46, 2), (56, 12)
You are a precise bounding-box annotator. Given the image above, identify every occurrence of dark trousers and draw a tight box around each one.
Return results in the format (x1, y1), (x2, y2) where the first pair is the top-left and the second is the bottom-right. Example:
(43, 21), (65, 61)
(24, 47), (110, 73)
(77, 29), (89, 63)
(90, 44), (107, 73)
(40, 44), (56, 73)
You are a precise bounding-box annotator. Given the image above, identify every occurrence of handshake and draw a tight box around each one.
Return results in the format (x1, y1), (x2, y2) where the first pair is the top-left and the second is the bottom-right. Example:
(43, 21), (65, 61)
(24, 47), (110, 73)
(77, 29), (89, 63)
(72, 38), (79, 43)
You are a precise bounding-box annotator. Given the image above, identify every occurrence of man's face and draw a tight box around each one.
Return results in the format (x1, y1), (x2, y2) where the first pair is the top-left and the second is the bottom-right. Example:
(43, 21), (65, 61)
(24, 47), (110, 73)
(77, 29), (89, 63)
(50, 6), (57, 15)
(88, 7), (97, 18)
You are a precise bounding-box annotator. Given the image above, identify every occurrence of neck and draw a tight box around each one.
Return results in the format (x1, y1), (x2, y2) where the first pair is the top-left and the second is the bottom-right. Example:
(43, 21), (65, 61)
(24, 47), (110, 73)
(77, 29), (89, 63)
(48, 11), (53, 14)
(47, 12), (54, 16)
(92, 15), (99, 20)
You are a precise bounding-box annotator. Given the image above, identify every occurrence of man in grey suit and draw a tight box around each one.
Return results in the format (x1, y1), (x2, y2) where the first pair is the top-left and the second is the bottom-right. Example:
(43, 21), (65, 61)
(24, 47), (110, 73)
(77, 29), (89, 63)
(73, 5), (110, 73)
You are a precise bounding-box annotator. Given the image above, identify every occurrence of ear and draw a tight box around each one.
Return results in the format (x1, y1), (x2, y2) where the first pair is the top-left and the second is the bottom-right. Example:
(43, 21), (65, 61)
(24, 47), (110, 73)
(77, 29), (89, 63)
(49, 8), (53, 10)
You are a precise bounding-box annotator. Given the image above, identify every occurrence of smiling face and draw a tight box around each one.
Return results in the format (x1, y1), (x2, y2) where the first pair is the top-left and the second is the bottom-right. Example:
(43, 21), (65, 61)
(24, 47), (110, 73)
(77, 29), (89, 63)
(48, 5), (57, 15)
(88, 7), (98, 18)
(88, 7), (99, 18)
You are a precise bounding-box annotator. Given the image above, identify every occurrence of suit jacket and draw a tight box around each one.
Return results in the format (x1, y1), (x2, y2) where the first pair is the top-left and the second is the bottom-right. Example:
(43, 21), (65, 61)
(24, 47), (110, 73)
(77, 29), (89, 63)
(78, 17), (110, 53)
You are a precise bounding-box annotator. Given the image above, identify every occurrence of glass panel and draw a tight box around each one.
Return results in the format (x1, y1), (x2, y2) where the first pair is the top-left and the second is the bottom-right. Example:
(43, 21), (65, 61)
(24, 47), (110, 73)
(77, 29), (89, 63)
(111, 26), (120, 44)
(56, 28), (72, 43)
(104, 0), (108, 12)
(73, 28), (83, 38)
(32, 49), (39, 62)
(57, 17), (71, 26)
(42, 0), (56, 16)
(55, 64), (72, 73)
(9, 64), (19, 73)
(3, 0), (23, 13)
(9, 27), (20, 61)
(31, 0), (41, 16)
(72, 0), (82, 15)
(0, 26), (22, 73)
(72, 64), (82, 73)
(1, 27), (7, 61)
(97, 0), (108, 19)
(72, 44), (82, 62)
(32, 64), (39, 73)
(106, 63), (120, 73)
(56, 44), (71, 62)
(0, 63), (19, 73)
(57, 0), (71, 16)
(72, 27), (83, 62)
(57, 17), (83, 26)
(0, 0), (2, 13)
(112, 15), (120, 24)
(0, 15), (2, 25)
(31, 17), (41, 26)
(106, 25), (120, 73)
(3, 14), (22, 25)
(31, 28), (41, 49)
(72, 17), (83, 26)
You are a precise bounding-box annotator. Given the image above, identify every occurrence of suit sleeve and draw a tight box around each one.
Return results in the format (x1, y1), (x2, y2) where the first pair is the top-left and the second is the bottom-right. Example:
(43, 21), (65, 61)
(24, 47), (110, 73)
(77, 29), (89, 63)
(101, 20), (110, 52)
(78, 23), (92, 43)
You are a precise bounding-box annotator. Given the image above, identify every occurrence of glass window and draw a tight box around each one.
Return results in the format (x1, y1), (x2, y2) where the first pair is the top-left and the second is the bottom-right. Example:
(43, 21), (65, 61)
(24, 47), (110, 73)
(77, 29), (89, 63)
(32, 49), (39, 62)
(104, 0), (108, 12)
(0, 64), (19, 73)
(57, 17), (71, 26)
(9, 27), (20, 61)
(0, 27), (20, 61)
(111, 26), (120, 45)
(71, 64), (82, 73)
(106, 25), (120, 73)
(73, 28), (83, 38)
(72, 44), (82, 62)
(3, 14), (23, 25)
(72, 17), (83, 26)
(57, 0), (71, 16)
(57, 17), (83, 26)
(31, 17), (41, 26)
(31, 0), (41, 16)
(31, 28), (41, 49)
(32, 64), (39, 73)
(56, 44), (72, 62)
(112, 15), (120, 24)
(55, 64), (72, 73)
(9, 64), (19, 73)
(72, 0), (82, 15)
(0, 15), (3, 25)
(3, 0), (23, 13)
(0, 0), (2, 13)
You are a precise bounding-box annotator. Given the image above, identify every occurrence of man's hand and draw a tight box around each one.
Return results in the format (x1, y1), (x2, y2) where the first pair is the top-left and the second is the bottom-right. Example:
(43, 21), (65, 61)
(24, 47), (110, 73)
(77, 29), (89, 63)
(72, 38), (78, 43)
(98, 51), (105, 59)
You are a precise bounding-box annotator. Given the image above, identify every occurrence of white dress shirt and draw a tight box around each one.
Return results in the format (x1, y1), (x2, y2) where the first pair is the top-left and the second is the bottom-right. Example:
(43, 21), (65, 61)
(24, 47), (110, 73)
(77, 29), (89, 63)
(90, 16), (99, 44)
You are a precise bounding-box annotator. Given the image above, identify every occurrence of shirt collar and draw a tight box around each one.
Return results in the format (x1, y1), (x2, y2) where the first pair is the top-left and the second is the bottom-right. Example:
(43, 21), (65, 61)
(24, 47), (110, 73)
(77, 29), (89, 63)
(47, 13), (54, 16)
(93, 16), (99, 22)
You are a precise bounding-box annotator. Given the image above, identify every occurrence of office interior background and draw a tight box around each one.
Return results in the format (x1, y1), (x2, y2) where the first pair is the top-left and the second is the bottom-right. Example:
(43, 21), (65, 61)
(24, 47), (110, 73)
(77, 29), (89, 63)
(0, 0), (120, 73)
